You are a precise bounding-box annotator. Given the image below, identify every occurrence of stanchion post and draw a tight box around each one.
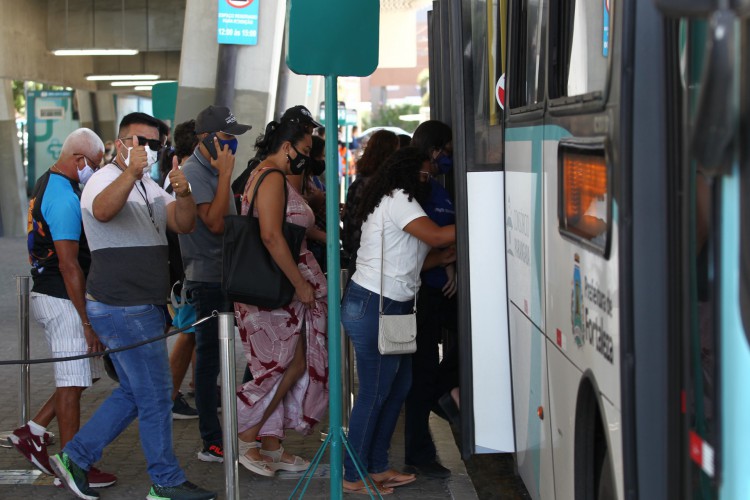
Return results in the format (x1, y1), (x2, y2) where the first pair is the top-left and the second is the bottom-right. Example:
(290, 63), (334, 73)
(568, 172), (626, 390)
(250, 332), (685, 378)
(17, 276), (31, 426)
(218, 312), (239, 500)
(340, 269), (353, 431)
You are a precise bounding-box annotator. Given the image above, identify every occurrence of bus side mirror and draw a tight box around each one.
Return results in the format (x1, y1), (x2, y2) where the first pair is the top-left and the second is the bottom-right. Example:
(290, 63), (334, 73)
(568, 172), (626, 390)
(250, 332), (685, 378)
(690, 9), (737, 174)
(651, 0), (717, 17)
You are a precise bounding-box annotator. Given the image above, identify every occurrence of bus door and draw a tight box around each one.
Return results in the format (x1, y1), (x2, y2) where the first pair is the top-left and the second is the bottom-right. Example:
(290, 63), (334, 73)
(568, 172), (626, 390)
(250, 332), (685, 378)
(655, 1), (750, 497)
(430, 0), (515, 460)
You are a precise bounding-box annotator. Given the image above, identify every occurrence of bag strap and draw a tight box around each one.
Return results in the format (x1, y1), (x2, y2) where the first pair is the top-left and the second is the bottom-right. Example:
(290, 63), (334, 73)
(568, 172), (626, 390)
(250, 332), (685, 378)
(379, 208), (419, 315)
(247, 168), (288, 222)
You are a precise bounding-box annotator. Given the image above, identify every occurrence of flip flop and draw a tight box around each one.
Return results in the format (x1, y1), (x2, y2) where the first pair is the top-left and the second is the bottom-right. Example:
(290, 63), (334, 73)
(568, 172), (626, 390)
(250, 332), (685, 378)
(370, 469), (417, 488)
(343, 479), (393, 496)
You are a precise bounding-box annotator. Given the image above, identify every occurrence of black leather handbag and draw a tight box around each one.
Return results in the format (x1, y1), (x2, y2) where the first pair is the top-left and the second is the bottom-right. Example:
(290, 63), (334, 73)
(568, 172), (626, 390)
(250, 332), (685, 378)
(222, 168), (306, 309)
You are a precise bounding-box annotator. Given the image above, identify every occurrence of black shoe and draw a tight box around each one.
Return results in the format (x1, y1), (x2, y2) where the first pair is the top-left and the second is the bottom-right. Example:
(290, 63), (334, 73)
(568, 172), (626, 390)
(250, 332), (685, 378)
(197, 444), (224, 463)
(405, 461), (451, 479)
(438, 393), (460, 427)
(173, 393), (199, 420)
(147, 480), (216, 499)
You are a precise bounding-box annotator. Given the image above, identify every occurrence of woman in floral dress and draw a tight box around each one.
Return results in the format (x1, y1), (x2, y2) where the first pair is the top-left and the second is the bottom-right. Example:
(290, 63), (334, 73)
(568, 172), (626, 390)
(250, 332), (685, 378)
(234, 120), (328, 476)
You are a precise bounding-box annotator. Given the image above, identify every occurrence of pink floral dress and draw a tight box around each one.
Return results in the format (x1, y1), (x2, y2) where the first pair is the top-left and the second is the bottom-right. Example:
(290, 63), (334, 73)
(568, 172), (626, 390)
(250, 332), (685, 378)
(234, 167), (329, 438)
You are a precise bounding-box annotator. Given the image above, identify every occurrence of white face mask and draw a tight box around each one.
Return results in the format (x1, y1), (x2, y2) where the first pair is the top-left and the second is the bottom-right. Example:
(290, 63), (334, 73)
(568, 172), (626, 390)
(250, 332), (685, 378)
(145, 145), (158, 168)
(119, 143), (159, 174)
(77, 159), (95, 185)
(120, 143), (133, 166)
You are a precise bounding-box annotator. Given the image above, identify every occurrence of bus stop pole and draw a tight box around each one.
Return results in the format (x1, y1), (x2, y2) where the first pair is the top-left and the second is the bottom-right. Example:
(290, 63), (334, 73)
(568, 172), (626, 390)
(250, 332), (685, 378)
(17, 276), (31, 426)
(218, 312), (239, 500)
(325, 74), (344, 500)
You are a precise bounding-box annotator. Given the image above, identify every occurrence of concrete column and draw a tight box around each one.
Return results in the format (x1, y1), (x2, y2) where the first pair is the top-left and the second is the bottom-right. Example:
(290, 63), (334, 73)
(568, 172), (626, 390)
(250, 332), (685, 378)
(175, 0), (290, 168)
(0, 79), (27, 237)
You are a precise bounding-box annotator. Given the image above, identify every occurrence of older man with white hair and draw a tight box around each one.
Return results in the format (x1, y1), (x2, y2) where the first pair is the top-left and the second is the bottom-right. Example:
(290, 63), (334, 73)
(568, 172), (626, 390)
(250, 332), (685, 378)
(11, 128), (117, 488)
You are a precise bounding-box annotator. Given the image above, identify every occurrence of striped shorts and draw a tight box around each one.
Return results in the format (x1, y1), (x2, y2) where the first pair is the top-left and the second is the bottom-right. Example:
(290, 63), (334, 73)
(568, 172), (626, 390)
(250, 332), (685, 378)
(30, 292), (102, 387)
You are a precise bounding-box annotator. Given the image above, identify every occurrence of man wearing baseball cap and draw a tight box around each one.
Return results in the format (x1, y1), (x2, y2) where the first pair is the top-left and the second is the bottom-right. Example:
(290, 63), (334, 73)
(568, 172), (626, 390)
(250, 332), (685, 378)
(178, 105), (251, 463)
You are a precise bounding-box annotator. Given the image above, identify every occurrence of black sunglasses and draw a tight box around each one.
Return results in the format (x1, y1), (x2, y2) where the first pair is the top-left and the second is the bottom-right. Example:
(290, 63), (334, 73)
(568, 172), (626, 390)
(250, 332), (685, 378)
(119, 136), (163, 151)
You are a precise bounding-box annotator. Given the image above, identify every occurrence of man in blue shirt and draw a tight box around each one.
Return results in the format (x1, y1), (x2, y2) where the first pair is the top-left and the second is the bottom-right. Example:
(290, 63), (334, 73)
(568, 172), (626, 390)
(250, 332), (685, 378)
(15, 128), (117, 488)
(405, 120), (459, 479)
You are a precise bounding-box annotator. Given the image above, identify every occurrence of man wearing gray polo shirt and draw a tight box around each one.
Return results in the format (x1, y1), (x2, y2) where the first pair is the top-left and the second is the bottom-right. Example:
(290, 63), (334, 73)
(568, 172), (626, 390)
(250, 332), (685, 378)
(179, 105), (251, 462)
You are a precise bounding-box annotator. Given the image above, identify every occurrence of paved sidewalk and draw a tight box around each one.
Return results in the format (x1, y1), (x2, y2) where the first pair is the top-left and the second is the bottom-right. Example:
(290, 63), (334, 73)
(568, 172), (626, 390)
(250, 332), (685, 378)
(0, 237), (477, 499)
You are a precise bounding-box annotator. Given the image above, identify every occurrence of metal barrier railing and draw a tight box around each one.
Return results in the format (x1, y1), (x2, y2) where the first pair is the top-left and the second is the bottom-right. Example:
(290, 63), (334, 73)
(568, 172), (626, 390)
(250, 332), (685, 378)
(321, 268), (355, 441)
(341, 269), (354, 431)
(218, 312), (239, 500)
(0, 276), (32, 447)
(17, 276), (31, 426)
(3, 271), (359, 500)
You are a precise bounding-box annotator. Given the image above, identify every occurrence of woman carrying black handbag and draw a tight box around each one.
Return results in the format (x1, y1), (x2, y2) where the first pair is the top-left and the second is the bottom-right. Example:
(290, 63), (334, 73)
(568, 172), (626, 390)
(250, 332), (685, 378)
(233, 120), (329, 477)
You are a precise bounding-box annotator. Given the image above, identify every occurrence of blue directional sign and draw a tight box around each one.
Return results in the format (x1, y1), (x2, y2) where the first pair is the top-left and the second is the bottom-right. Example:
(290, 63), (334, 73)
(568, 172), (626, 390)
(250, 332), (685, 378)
(217, 0), (259, 46)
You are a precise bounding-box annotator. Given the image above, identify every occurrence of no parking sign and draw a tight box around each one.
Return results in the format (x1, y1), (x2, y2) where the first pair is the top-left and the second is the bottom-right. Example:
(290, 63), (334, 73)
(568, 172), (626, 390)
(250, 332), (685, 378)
(218, 0), (259, 45)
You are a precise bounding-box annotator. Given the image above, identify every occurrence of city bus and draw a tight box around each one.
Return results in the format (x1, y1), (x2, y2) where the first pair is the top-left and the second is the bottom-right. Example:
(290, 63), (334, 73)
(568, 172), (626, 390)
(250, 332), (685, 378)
(427, 0), (750, 498)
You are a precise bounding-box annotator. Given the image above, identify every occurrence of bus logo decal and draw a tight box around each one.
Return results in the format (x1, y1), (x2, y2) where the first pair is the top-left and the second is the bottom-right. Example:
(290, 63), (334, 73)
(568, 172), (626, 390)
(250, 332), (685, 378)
(571, 254), (585, 348)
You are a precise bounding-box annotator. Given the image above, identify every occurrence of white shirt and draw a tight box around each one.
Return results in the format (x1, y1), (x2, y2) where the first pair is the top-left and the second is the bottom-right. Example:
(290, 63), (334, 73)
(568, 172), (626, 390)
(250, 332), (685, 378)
(352, 189), (431, 302)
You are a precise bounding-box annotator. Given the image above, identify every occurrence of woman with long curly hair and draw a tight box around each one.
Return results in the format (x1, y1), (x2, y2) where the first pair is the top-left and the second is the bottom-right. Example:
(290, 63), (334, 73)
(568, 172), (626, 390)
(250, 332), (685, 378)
(341, 147), (456, 494)
(234, 120), (328, 477)
(341, 129), (400, 278)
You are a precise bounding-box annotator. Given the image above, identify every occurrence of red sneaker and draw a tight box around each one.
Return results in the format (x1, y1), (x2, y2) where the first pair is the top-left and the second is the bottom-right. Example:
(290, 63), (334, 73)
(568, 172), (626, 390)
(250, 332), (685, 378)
(87, 466), (117, 488)
(6, 424), (53, 475)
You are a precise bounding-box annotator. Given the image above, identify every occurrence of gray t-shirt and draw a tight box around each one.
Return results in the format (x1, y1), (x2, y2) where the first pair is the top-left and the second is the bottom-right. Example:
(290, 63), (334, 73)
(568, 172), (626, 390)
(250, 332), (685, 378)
(179, 150), (237, 282)
(81, 164), (173, 306)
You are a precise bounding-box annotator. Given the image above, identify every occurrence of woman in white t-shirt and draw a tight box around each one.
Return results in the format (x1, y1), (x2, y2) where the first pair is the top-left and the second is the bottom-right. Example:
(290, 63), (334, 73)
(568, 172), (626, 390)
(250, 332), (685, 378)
(341, 147), (456, 494)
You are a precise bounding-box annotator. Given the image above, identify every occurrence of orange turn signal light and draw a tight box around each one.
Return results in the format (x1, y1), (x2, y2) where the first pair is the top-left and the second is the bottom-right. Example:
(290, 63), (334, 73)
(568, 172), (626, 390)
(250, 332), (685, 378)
(559, 142), (609, 249)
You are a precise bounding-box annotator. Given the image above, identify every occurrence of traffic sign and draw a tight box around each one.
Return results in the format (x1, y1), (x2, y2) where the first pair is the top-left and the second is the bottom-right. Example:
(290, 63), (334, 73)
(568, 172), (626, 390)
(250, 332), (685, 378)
(217, 0), (259, 45)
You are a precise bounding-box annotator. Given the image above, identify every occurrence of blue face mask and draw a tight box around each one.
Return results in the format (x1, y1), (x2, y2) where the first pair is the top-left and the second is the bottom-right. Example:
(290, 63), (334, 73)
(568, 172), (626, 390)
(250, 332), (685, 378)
(218, 137), (238, 155)
(435, 153), (453, 174)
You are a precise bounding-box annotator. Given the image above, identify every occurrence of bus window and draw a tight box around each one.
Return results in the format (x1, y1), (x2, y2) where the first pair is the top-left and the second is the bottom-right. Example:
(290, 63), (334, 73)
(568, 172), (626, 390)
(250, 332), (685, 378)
(557, 140), (610, 253)
(549, 0), (610, 101)
(508, 0), (545, 109)
(470, 0), (505, 166)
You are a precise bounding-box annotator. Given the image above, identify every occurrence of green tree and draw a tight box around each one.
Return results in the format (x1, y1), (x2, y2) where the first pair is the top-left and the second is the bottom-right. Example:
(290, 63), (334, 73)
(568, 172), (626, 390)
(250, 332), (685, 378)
(418, 68), (429, 107)
(11, 81), (66, 117)
(11, 81), (26, 116)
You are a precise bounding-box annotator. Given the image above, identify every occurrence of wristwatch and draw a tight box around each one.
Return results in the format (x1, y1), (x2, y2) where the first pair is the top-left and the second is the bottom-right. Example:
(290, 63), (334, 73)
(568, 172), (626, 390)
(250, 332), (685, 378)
(176, 183), (192, 198)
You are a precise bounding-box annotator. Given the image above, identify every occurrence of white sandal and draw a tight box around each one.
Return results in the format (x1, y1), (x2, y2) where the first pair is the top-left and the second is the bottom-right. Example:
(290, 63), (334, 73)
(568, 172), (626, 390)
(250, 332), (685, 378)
(239, 441), (275, 477)
(260, 445), (310, 472)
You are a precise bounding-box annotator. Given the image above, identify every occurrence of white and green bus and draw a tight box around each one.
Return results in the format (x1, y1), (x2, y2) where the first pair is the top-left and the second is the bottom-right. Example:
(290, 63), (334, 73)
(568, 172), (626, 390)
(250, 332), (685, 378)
(427, 0), (750, 497)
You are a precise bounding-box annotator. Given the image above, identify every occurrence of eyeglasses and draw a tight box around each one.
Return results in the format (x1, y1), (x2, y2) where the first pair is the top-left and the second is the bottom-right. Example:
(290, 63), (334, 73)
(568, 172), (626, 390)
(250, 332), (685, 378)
(419, 170), (433, 180)
(119, 136), (163, 151)
(75, 153), (100, 170)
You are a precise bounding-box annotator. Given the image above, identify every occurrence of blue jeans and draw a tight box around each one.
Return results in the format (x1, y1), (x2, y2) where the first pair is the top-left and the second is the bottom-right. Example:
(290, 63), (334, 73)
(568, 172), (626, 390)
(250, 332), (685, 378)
(342, 281), (413, 482)
(185, 280), (232, 447)
(64, 301), (185, 487)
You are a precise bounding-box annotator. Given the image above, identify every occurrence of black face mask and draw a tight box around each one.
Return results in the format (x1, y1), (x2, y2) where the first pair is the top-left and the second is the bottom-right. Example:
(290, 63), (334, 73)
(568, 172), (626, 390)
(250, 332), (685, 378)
(288, 145), (309, 175)
(310, 159), (326, 176)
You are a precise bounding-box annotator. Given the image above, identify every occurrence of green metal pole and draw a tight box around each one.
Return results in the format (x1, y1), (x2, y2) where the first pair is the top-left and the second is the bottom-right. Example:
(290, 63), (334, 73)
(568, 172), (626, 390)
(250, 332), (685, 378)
(324, 74), (344, 499)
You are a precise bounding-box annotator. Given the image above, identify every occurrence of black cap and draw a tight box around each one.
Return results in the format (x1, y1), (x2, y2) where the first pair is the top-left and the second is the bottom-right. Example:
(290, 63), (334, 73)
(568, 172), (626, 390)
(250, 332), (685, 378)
(195, 105), (251, 135)
(280, 105), (323, 129)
